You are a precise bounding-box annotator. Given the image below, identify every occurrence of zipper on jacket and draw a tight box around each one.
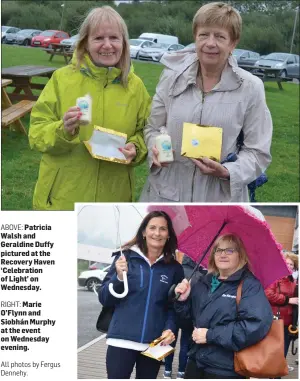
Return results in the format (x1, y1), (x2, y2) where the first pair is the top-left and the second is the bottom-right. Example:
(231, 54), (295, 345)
(140, 268), (153, 342)
(140, 265), (144, 288)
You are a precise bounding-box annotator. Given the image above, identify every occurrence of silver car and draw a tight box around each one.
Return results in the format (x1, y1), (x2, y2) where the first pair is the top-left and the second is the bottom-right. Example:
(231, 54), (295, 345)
(2, 26), (20, 43)
(138, 42), (185, 62)
(14, 29), (42, 46)
(254, 52), (300, 79)
(129, 39), (154, 59)
(60, 34), (79, 51)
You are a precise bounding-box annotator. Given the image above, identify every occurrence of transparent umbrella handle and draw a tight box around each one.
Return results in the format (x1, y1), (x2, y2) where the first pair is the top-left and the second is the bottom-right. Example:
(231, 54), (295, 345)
(109, 270), (129, 298)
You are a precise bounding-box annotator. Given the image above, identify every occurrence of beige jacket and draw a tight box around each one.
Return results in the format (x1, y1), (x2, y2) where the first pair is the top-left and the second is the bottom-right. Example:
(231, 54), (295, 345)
(140, 50), (272, 202)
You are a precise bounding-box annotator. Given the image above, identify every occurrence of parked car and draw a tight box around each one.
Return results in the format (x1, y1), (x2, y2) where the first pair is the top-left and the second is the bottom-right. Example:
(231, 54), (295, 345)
(78, 265), (111, 291)
(60, 34), (79, 51)
(138, 33), (178, 45)
(138, 42), (185, 62)
(232, 48), (260, 66)
(14, 29), (42, 46)
(254, 52), (300, 79)
(184, 42), (195, 50)
(2, 26), (20, 43)
(31, 30), (69, 48)
(88, 262), (111, 270)
(129, 38), (154, 58)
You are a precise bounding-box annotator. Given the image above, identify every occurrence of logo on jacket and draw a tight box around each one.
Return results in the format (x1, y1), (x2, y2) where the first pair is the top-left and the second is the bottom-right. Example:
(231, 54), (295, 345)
(222, 294), (236, 299)
(160, 275), (168, 284)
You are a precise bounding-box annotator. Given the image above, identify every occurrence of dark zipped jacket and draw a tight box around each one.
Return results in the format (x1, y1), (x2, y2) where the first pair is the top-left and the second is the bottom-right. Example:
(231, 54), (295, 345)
(99, 248), (184, 343)
(174, 266), (273, 377)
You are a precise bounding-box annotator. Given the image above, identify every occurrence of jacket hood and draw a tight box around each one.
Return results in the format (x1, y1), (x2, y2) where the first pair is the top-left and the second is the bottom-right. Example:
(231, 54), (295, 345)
(160, 49), (244, 96)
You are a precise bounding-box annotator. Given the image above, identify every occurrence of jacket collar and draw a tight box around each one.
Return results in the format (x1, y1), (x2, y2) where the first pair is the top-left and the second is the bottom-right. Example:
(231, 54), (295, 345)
(203, 265), (250, 287)
(112, 247), (164, 265)
(71, 51), (122, 84)
(160, 50), (244, 97)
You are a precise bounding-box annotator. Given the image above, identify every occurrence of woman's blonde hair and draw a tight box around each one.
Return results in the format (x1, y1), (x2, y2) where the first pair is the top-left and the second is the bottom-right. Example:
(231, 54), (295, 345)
(284, 251), (298, 270)
(192, 2), (242, 42)
(208, 234), (250, 274)
(76, 6), (131, 86)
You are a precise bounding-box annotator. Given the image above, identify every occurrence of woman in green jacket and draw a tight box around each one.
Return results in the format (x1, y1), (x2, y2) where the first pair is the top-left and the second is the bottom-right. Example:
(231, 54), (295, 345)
(29, 6), (151, 210)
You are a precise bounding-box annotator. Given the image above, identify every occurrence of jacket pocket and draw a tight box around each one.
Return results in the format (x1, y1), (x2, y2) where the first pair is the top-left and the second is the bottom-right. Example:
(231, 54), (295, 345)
(33, 161), (60, 209)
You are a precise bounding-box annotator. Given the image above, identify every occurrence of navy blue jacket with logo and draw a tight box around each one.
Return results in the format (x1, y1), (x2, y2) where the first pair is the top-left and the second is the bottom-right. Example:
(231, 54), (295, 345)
(174, 266), (273, 377)
(99, 248), (184, 343)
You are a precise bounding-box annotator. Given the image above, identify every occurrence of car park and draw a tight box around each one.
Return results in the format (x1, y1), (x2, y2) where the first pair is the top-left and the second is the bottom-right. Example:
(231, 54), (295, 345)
(129, 38), (154, 59)
(2, 26), (20, 43)
(232, 49), (260, 66)
(60, 34), (79, 51)
(253, 52), (300, 79)
(14, 29), (42, 46)
(78, 265), (111, 291)
(138, 42), (185, 62)
(31, 30), (69, 48)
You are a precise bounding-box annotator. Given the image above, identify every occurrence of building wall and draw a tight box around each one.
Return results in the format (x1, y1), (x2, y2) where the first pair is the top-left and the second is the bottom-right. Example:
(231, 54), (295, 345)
(264, 216), (295, 251)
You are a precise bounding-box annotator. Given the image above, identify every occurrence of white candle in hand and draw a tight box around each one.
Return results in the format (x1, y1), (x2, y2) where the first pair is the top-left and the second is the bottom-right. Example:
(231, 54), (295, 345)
(76, 94), (92, 125)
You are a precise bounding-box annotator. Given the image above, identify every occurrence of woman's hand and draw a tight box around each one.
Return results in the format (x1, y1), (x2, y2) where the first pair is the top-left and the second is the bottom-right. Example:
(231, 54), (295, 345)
(119, 143), (136, 163)
(192, 328), (208, 344)
(115, 255), (128, 281)
(289, 297), (298, 305)
(191, 157), (230, 179)
(63, 106), (82, 135)
(160, 329), (175, 346)
(174, 279), (191, 301)
(151, 146), (171, 168)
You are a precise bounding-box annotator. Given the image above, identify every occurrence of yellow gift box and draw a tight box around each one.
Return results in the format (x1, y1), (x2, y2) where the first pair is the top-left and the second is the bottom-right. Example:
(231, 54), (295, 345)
(181, 123), (223, 162)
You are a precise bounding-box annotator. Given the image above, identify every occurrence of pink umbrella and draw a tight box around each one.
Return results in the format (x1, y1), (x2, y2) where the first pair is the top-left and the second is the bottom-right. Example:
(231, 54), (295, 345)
(147, 205), (289, 289)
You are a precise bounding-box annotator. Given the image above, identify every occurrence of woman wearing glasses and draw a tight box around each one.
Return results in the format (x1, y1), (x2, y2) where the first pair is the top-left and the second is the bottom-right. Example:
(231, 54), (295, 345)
(174, 233), (273, 379)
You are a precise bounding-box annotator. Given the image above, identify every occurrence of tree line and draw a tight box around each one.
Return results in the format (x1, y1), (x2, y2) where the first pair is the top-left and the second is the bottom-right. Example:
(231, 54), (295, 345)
(2, 0), (299, 54)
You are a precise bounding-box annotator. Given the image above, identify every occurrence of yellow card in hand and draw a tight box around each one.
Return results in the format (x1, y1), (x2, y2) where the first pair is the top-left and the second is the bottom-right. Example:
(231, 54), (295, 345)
(181, 123), (223, 162)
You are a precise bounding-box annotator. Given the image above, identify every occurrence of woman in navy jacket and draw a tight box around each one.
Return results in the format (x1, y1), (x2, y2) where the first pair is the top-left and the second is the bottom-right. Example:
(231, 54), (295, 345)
(175, 233), (273, 379)
(99, 210), (184, 379)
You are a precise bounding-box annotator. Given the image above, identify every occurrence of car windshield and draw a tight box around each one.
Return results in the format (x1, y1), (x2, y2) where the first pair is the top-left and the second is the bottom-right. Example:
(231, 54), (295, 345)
(233, 49), (246, 58)
(151, 43), (169, 49)
(17, 29), (35, 35)
(130, 39), (143, 46)
(70, 34), (79, 40)
(2, 26), (10, 32)
(264, 53), (290, 61)
(41, 31), (55, 36)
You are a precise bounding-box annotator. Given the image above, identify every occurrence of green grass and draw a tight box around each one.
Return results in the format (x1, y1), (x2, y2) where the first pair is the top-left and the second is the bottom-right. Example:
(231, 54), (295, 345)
(1, 44), (299, 209)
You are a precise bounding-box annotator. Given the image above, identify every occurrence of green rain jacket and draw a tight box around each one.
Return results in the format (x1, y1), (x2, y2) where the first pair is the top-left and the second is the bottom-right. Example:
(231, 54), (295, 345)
(29, 54), (151, 210)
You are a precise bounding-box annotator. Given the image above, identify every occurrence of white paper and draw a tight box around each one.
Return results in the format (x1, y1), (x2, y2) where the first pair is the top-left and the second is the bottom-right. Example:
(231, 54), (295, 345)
(88, 129), (127, 160)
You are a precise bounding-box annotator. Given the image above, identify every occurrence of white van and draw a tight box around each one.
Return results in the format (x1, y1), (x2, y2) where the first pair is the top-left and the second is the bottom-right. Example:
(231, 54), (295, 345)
(138, 33), (178, 45)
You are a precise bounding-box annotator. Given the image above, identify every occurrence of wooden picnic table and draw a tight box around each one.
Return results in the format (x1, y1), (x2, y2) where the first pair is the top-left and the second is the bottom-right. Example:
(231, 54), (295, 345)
(1, 65), (56, 102)
(1, 78), (29, 134)
(238, 64), (287, 90)
(43, 43), (74, 64)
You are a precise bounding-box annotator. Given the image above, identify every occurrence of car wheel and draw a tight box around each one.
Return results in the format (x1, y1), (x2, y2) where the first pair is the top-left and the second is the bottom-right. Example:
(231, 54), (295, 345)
(86, 278), (101, 292)
(280, 69), (287, 79)
(23, 39), (29, 46)
(2, 37), (6, 44)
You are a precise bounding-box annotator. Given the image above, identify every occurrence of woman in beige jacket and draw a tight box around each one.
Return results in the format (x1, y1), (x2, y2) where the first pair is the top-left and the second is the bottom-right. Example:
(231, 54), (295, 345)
(140, 2), (272, 202)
